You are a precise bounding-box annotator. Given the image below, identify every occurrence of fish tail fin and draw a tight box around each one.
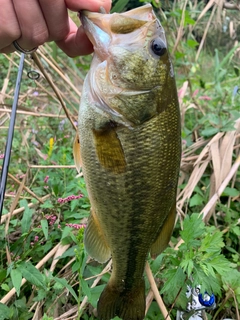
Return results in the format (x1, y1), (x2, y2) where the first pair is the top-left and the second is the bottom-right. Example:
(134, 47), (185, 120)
(97, 279), (145, 320)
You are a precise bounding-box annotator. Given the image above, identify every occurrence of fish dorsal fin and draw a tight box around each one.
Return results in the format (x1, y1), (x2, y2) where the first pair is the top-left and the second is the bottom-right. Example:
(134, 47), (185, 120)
(84, 208), (111, 263)
(93, 122), (126, 174)
(150, 202), (176, 258)
(73, 133), (82, 173)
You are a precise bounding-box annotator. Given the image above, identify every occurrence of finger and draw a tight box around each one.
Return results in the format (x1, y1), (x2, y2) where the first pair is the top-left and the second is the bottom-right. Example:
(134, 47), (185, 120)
(12, 0), (49, 50)
(0, 0), (21, 50)
(56, 18), (93, 57)
(65, 0), (112, 13)
(38, 0), (69, 42)
(56, 0), (112, 57)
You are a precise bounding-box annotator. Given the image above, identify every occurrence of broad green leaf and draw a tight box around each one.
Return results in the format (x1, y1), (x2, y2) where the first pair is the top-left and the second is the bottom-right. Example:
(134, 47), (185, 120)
(232, 226), (240, 236)
(150, 254), (164, 275)
(61, 226), (72, 241)
(222, 269), (240, 291)
(209, 255), (232, 275)
(34, 288), (47, 301)
(161, 267), (186, 294)
(41, 219), (49, 240)
(42, 315), (54, 320)
(57, 246), (77, 259)
(0, 269), (7, 282)
(10, 269), (22, 296)
(192, 265), (221, 295)
(175, 51), (185, 59)
(72, 260), (81, 273)
(70, 199), (78, 212)
(186, 39), (199, 48)
(87, 265), (110, 284)
(201, 127), (219, 137)
(18, 261), (45, 289)
(180, 257), (194, 277)
(40, 201), (54, 209)
(20, 199), (34, 234)
(184, 16), (195, 26)
(0, 303), (10, 320)
(200, 261), (216, 278)
(111, 0), (129, 13)
(189, 193), (204, 207)
(80, 277), (91, 301)
(14, 298), (28, 309)
(222, 187), (239, 197)
(219, 45), (240, 69)
(90, 284), (106, 297)
(180, 213), (205, 245)
(200, 229), (224, 253)
(1, 283), (10, 291)
(54, 277), (78, 302)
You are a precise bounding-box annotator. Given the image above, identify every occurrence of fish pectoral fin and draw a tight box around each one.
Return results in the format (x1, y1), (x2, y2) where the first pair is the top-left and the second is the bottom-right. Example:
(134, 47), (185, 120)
(150, 202), (176, 259)
(93, 123), (126, 174)
(97, 278), (145, 320)
(84, 208), (111, 263)
(73, 133), (82, 173)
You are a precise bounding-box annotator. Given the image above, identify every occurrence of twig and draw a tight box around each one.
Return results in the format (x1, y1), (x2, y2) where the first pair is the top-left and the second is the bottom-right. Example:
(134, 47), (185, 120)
(0, 108), (66, 118)
(145, 288), (155, 315)
(174, 154), (240, 249)
(145, 262), (171, 320)
(223, 1), (240, 10)
(54, 260), (112, 320)
(0, 243), (61, 304)
(196, 4), (216, 61)
(28, 165), (76, 169)
(201, 155), (240, 223)
(54, 306), (78, 320)
(231, 287), (240, 320)
(1, 194), (50, 223)
(31, 52), (77, 132)
(50, 244), (71, 272)
(172, 0), (188, 54)
(37, 48), (81, 98)
(5, 173), (27, 234)
(196, 0), (215, 23)
(0, 166), (43, 203)
(79, 259), (112, 312)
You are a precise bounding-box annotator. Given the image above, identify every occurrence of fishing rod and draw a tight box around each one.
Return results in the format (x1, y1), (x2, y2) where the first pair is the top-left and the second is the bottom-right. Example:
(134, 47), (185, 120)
(0, 53), (25, 221)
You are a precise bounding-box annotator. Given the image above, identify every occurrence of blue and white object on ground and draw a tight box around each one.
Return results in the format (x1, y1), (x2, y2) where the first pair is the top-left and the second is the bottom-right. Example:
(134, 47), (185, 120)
(176, 285), (216, 320)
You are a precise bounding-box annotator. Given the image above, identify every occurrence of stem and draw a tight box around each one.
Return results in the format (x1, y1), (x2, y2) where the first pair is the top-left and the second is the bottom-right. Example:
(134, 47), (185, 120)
(145, 262), (171, 320)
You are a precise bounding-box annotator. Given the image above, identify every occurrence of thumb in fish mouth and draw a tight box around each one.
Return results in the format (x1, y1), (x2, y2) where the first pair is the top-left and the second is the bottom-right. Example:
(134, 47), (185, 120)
(99, 6), (107, 13)
(78, 5), (106, 16)
(79, 4), (155, 53)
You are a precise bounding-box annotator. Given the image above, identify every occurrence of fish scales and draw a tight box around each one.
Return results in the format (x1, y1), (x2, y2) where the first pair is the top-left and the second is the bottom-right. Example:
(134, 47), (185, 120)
(76, 4), (181, 320)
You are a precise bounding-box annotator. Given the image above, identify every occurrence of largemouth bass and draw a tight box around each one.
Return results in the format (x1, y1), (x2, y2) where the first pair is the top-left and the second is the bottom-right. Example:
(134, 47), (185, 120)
(76, 4), (181, 320)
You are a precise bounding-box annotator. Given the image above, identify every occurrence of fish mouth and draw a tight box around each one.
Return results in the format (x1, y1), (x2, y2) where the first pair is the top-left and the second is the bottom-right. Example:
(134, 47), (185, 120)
(80, 11), (111, 59)
(80, 4), (156, 60)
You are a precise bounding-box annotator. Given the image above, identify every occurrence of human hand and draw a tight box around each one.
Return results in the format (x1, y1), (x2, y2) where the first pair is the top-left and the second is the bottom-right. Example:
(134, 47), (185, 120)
(0, 0), (111, 57)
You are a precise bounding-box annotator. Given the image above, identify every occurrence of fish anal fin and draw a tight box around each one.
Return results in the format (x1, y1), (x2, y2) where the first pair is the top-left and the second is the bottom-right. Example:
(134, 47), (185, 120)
(93, 123), (126, 174)
(84, 208), (111, 263)
(73, 133), (82, 173)
(150, 202), (176, 259)
(97, 278), (145, 320)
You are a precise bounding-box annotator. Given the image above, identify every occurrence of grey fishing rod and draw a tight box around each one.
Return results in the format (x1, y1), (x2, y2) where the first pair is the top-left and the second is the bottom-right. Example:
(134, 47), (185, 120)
(0, 53), (25, 220)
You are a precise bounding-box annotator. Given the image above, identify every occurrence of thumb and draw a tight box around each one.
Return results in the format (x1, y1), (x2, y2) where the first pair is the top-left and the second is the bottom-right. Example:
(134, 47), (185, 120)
(55, 18), (93, 57)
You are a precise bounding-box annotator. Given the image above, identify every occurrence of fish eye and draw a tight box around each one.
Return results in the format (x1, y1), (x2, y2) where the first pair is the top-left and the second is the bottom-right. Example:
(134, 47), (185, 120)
(151, 38), (166, 56)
